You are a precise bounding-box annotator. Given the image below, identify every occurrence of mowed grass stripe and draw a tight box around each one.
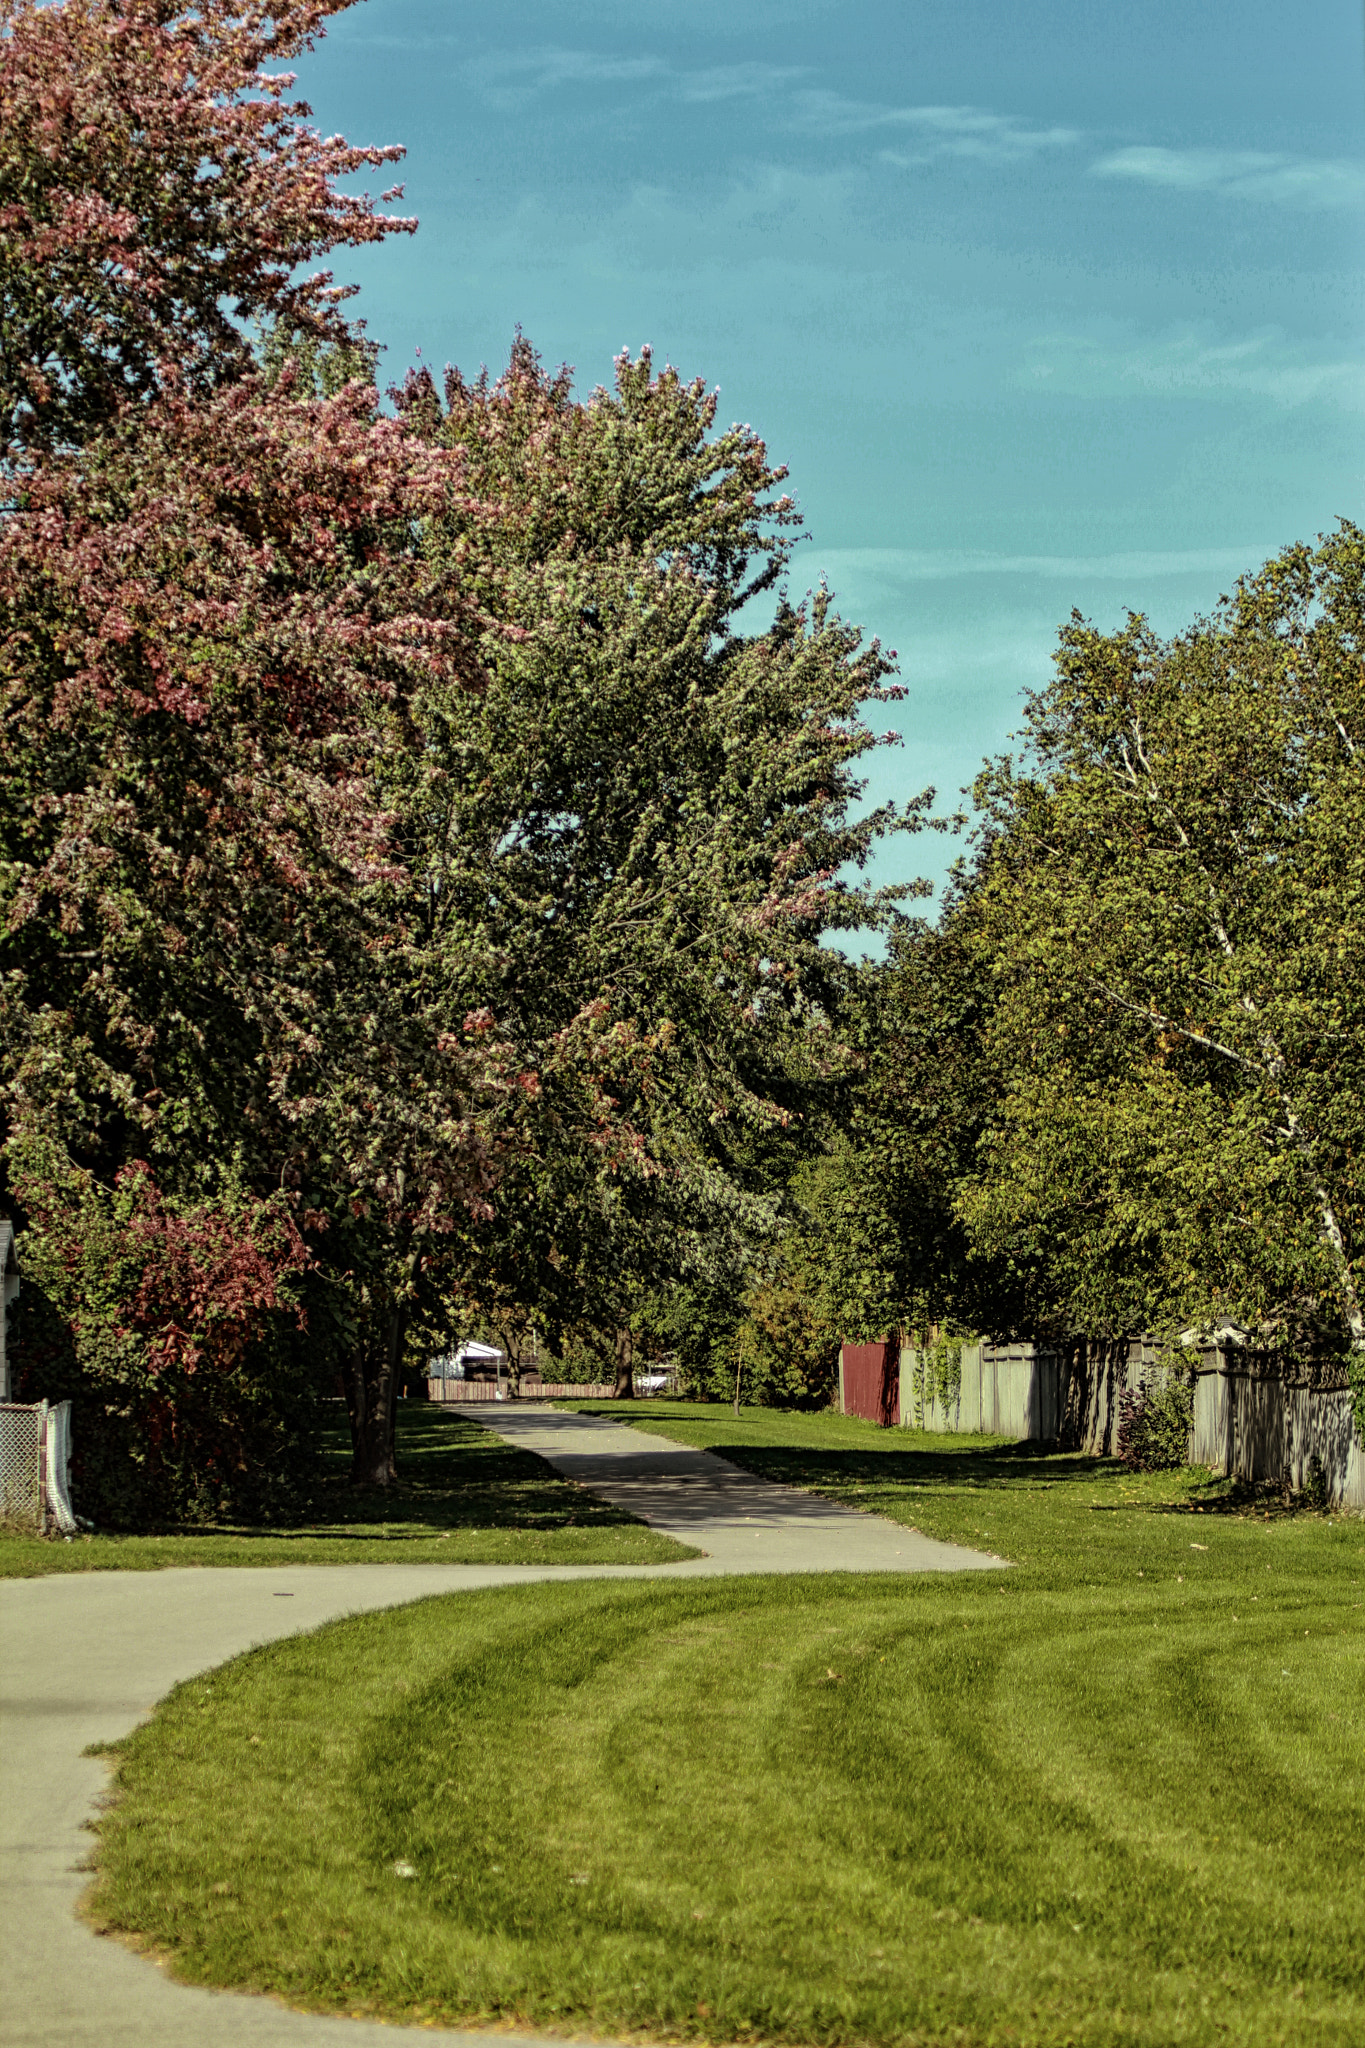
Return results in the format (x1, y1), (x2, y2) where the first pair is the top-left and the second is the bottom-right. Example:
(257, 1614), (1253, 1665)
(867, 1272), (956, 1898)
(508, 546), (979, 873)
(88, 1435), (1365, 2048)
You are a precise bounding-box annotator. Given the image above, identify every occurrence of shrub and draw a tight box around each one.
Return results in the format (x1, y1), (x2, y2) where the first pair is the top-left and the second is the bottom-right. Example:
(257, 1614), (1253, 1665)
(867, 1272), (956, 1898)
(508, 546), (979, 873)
(1117, 1361), (1195, 1471)
(713, 1273), (840, 1410)
(10, 1164), (332, 1527)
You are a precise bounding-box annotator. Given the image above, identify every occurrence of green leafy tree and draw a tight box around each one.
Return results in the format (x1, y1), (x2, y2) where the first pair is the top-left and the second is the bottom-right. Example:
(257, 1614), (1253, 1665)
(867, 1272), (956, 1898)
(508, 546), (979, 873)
(784, 915), (1022, 1349)
(0, 368), (506, 1494)
(383, 341), (923, 1392)
(722, 1263), (841, 1411)
(952, 525), (1365, 1430)
(0, 0), (505, 1503)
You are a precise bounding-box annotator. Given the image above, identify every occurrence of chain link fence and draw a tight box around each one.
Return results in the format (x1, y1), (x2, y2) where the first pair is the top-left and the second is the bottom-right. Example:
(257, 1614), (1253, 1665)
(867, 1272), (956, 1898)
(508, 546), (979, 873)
(0, 1400), (77, 1534)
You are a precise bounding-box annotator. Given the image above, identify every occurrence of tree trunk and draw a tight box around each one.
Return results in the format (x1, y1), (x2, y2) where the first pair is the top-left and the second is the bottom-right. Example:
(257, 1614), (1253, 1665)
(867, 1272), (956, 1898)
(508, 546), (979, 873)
(1057, 1338), (1089, 1452)
(345, 1300), (409, 1485)
(613, 1327), (634, 1399)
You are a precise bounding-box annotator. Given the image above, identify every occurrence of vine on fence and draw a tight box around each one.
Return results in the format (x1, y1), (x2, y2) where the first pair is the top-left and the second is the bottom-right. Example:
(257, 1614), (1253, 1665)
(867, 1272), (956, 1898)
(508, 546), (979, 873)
(911, 1333), (963, 1427)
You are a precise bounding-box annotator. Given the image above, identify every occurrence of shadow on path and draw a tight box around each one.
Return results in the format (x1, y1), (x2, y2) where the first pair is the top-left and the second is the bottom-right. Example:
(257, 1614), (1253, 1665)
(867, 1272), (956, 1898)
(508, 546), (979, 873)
(485, 1406), (1005, 1572)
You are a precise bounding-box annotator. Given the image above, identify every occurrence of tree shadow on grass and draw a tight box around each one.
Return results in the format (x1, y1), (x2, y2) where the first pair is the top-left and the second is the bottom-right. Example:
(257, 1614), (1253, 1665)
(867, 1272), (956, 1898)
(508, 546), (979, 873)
(1152, 1470), (1317, 1520)
(709, 1440), (1112, 1499)
(569, 1403), (1112, 1498)
(189, 1406), (649, 1543)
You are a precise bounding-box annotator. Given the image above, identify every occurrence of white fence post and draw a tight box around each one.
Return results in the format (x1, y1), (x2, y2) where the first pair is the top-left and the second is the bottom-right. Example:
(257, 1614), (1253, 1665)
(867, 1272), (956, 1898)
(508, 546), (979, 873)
(0, 1220), (17, 1403)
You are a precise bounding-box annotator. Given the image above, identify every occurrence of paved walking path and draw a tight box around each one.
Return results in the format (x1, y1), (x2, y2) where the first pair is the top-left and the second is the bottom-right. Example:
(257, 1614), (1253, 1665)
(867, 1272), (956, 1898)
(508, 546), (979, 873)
(489, 1404), (998, 1574)
(0, 1409), (999, 2048)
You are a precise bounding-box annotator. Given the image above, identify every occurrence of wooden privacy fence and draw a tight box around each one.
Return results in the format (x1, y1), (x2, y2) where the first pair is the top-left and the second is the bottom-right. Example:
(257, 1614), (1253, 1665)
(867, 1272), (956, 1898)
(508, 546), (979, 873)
(838, 1333), (1365, 1510)
(427, 1378), (615, 1403)
(910, 1339), (1065, 1441)
(838, 1342), (900, 1427)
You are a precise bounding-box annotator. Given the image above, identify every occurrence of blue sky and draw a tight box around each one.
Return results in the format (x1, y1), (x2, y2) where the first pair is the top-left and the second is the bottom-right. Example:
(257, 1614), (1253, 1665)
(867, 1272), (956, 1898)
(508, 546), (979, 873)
(296, 0), (1365, 912)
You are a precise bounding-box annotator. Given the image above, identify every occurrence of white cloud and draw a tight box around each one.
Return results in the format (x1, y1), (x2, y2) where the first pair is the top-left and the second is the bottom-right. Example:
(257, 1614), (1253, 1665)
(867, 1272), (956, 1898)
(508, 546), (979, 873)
(466, 48), (667, 109)
(465, 48), (802, 112)
(678, 62), (807, 104)
(1091, 146), (1365, 209)
(813, 546), (1277, 582)
(1018, 324), (1365, 411)
(792, 94), (1078, 161)
(464, 58), (1078, 167)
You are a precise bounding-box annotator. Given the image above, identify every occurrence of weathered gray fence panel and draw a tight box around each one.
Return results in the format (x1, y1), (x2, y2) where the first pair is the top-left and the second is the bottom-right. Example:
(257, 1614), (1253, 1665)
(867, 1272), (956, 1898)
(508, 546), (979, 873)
(897, 1329), (1364, 1509)
(1191, 1369), (1231, 1471)
(1198, 1371), (1363, 1507)
(901, 1341), (1063, 1441)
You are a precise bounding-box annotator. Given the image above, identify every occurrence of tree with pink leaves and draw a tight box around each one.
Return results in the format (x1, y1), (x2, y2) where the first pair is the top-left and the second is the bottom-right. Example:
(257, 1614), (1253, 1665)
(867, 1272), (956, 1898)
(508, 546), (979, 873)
(0, 0), (412, 459)
(1, 4), (916, 1515)
(0, 1), (493, 1507)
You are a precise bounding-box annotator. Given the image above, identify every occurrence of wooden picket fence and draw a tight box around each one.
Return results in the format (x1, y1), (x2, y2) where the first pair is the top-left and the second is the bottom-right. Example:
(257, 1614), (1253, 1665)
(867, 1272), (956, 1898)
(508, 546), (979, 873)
(427, 1378), (615, 1404)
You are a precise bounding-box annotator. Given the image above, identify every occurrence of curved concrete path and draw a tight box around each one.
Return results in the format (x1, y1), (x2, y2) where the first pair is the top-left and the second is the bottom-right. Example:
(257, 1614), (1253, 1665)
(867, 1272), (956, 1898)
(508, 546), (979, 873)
(489, 1404), (999, 1574)
(0, 1409), (999, 2048)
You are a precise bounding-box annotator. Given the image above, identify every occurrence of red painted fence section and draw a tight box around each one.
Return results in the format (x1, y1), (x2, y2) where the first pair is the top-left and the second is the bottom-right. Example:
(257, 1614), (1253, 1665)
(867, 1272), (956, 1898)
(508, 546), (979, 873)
(841, 1341), (899, 1426)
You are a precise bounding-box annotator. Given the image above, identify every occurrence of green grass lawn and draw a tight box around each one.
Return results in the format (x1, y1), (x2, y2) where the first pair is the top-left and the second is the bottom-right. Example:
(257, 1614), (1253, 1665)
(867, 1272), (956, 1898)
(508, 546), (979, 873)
(87, 1405), (1365, 2046)
(562, 1398), (1348, 1582)
(0, 1404), (693, 1574)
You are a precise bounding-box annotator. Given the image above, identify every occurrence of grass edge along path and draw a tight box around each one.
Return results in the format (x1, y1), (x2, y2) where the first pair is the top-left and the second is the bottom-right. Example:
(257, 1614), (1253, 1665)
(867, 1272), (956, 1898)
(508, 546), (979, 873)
(85, 1419), (1365, 2048)
(558, 1398), (1358, 1571)
(0, 1405), (695, 1574)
